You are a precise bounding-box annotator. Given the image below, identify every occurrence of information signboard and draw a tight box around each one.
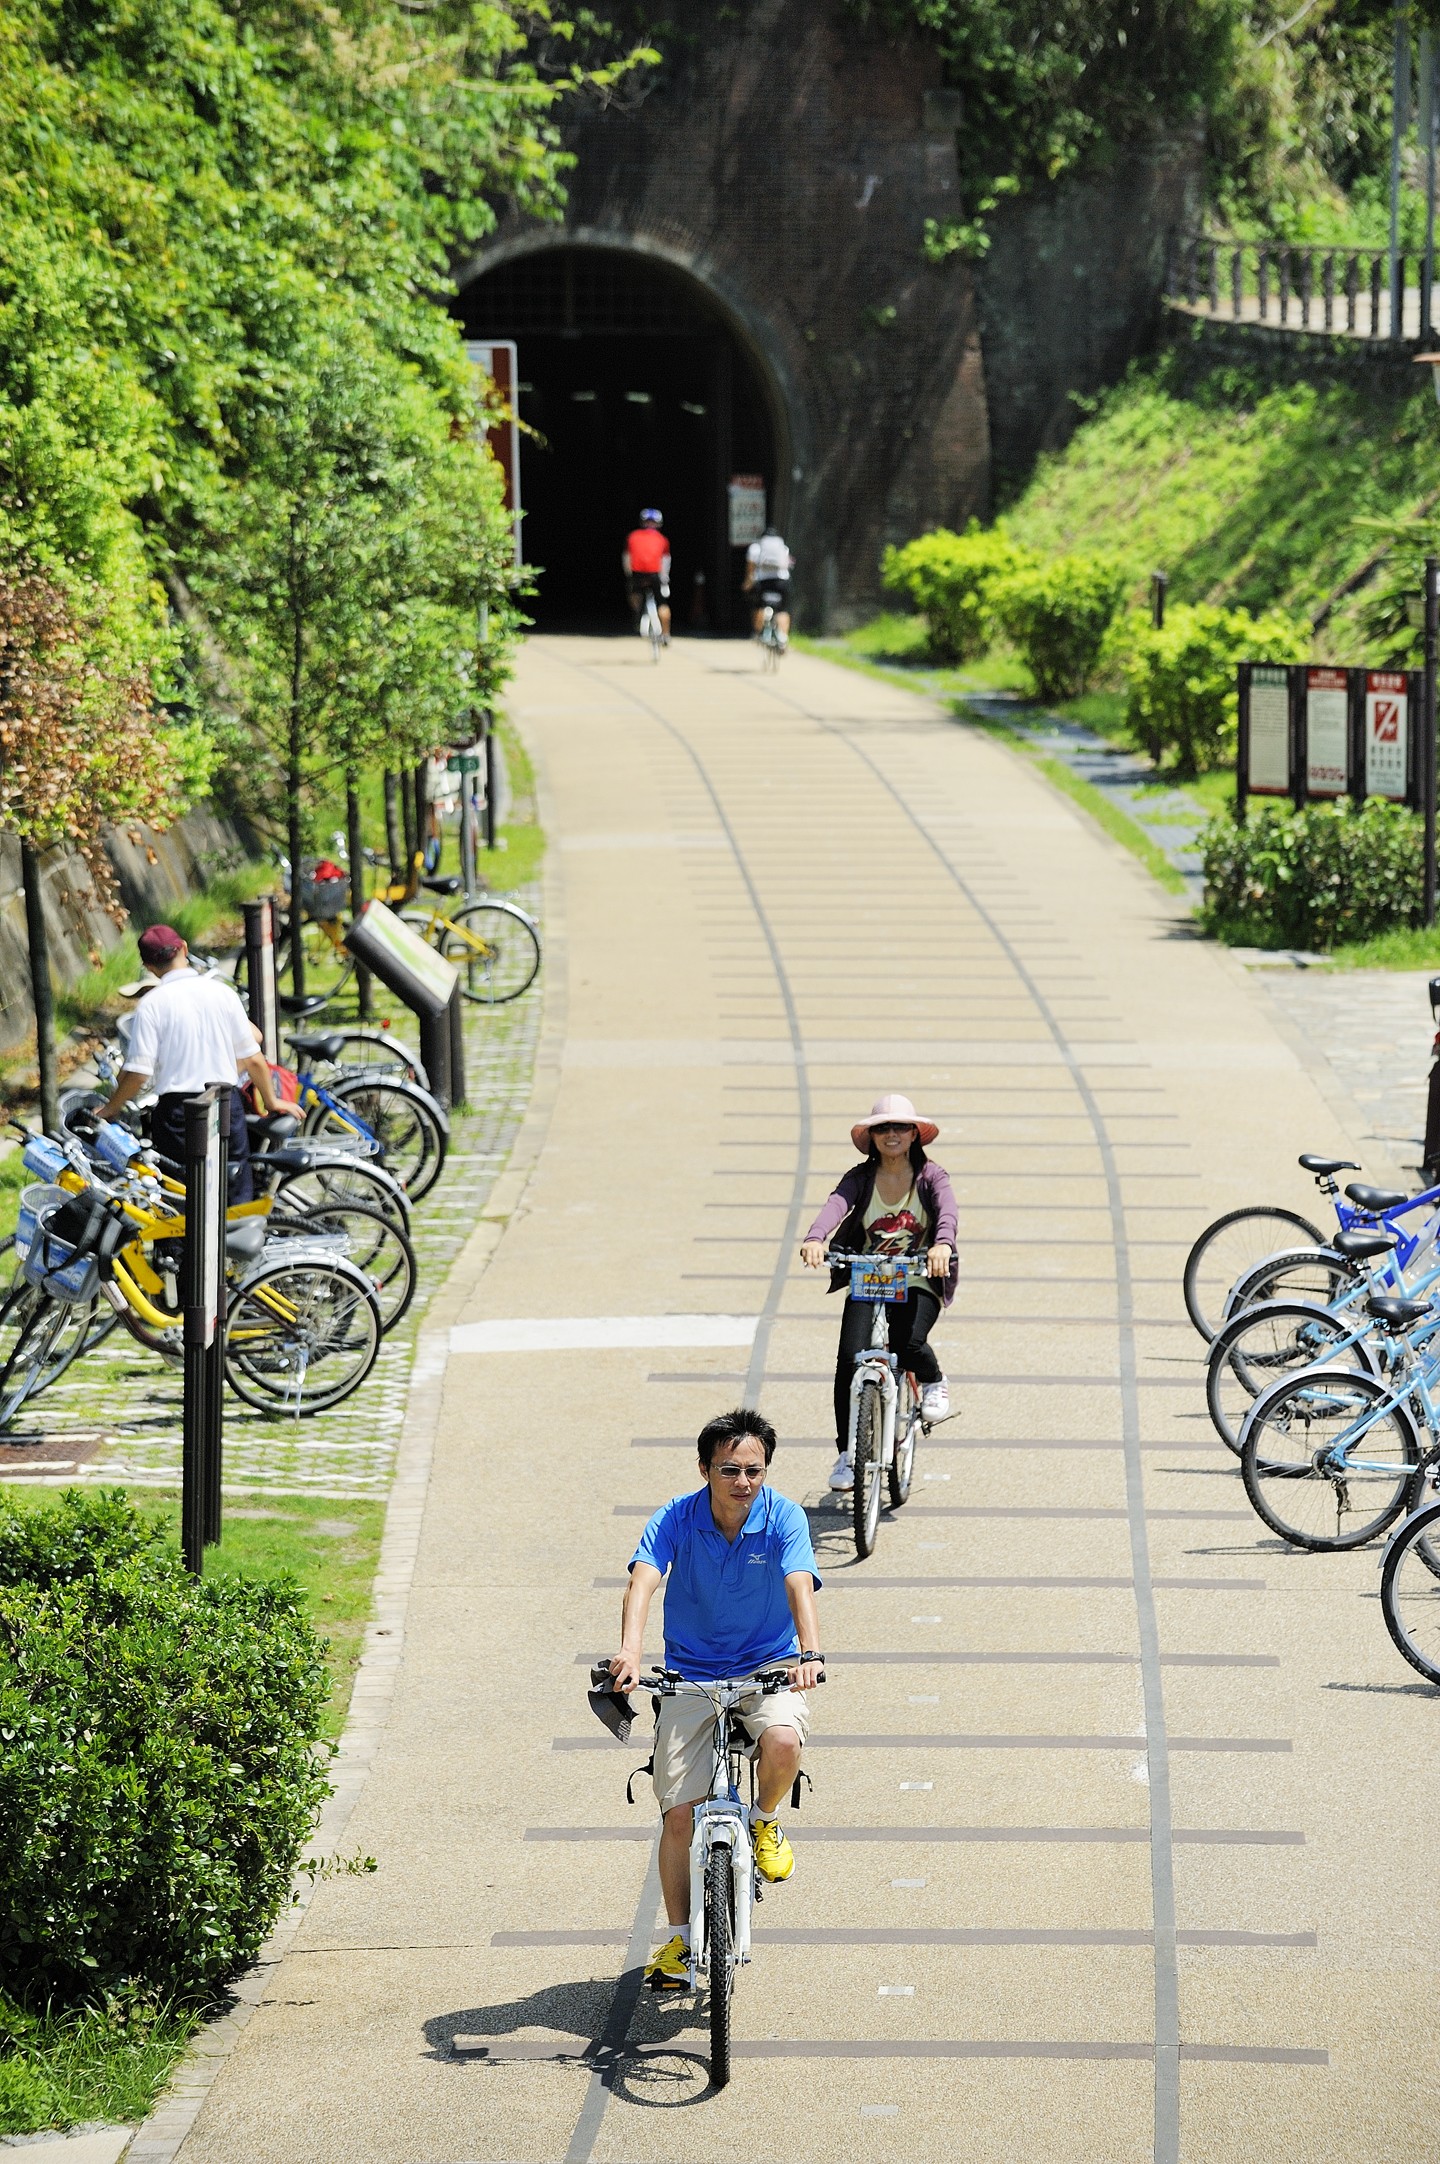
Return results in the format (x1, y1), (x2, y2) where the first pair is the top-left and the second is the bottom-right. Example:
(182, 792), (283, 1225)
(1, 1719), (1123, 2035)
(728, 475), (766, 546)
(1365, 670), (1410, 801)
(344, 899), (458, 1018)
(1248, 665), (1291, 794)
(1305, 666), (1350, 796)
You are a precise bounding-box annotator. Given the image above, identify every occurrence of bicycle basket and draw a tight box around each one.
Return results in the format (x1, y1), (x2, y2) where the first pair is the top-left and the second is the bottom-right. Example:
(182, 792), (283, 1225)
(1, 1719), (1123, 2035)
(301, 876), (348, 919)
(15, 1183), (71, 1265)
(22, 1192), (123, 1304)
(20, 1135), (69, 1183)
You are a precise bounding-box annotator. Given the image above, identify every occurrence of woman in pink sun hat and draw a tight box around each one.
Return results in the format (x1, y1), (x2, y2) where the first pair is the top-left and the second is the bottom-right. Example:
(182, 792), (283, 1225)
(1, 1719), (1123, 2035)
(800, 1094), (957, 1493)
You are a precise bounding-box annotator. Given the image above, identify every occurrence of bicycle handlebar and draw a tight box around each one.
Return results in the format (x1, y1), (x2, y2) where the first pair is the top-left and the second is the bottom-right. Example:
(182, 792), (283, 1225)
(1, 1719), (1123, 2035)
(823, 1248), (934, 1272)
(590, 1661), (825, 1692)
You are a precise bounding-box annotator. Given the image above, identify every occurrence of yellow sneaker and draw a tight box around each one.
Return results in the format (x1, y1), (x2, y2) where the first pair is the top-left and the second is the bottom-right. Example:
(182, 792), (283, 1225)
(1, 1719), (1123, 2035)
(752, 1816), (795, 1882)
(644, 1934), (691, 1991)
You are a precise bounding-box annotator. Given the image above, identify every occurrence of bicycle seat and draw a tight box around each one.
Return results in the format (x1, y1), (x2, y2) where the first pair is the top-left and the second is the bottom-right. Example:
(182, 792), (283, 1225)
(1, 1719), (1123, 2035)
(1334, 1227), (1398, 1260)
(247, 1110), (300, 1144)
(285, 1031), (346, 1062)
(224, 1219), (268, 1262)
(1366, 1294), (1433, 1329)
(420, 874), (462, 897)
(250, 1146), (313, 1174)
(1345, 1183), (1410, 1213)
(1298, 1154), (1359, 1176)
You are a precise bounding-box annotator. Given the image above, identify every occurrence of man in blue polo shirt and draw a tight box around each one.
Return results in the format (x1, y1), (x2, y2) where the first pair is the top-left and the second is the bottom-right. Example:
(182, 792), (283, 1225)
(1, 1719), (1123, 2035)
(609, 1406), (824, 1991)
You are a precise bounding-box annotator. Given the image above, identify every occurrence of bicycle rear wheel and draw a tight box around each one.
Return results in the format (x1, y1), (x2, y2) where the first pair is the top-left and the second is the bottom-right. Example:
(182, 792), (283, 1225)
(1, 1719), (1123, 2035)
(1381, 1497), (1440, 1683)
(1225, 1246), (1358, 1323)
(310, 1078), (446, 1199)
(224, 1259), (380, 1414)
(1205, 1299), (1373, 1455)
(890, 1377), (919, 1506)
(268, 1202), (416, 1332)
(0, 1294), (78, 1428)
(852, 1377), (883, 1558)
(705, 1845), (734, 2090)
(1183, 1207), (1326, 1340)
(441, 902), (541, 1005)
(1240, 1366), (1420, 1550)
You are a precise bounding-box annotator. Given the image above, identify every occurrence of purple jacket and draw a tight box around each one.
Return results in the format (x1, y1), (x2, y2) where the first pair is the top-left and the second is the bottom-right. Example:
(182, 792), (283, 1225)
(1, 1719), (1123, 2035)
(804, 1158), (959, 1307)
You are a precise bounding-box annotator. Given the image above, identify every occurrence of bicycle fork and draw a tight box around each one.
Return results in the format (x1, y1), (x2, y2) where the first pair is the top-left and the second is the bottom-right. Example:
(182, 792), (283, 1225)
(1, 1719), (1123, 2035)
(848, 1351), (898, 1467)
(687, 1803), (753, 1987)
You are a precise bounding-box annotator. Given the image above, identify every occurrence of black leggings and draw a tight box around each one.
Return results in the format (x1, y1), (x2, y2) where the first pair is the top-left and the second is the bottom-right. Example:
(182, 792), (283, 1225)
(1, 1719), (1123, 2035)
(833, 1286), (942, 1447)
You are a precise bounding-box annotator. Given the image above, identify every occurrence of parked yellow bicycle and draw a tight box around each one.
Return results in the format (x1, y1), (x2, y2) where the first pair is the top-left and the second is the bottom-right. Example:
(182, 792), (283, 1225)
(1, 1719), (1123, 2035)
(275, 850), (540, 1009)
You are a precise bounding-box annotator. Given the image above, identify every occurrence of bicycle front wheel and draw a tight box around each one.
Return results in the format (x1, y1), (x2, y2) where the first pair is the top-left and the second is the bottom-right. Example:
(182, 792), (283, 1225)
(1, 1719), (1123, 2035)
(224, 1259), (380, 1414)
(1183, 1206), (1327, 1340)
(271, 1157), (412, 1232)
(853, 1377), (884, 1558)
(441, 902), (541, 1006)
(0, 1293), (78, 1428)
(1206, 1299), (1373, 1456)
(1381, 1497), (1440, 1683)
(705, 1845), (734, 2090)
(1225, 1246), (1358, 1324)
(1240, 1366), (1420, 1551)
(890, 1377), (919, 1506)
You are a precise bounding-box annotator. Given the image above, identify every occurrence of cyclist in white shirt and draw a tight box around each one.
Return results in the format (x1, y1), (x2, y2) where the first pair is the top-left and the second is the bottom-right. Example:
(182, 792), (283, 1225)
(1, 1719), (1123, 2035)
(95, 923), (280, 1199)
(744, 526), (794, 645)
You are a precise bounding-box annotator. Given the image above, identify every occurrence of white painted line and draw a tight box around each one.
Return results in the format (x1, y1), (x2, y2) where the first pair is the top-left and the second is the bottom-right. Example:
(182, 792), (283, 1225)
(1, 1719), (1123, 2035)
(899, 1781), (933, 1792)
(911, 1614), (942, 1624)
(861, 2105), (899, 2118)
(907, 1694), (940, 1705)
(878, 1985), (915, 1997)
(449, 1315), (759, 1354)
(890, 1878), (927, 1889)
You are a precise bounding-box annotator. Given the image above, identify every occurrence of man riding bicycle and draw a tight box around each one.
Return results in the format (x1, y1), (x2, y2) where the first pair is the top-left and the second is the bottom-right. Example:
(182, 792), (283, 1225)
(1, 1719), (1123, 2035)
(622, 508), (672, 643)
(609, 1408), (824, 1991)
(744, 525), (794, 646)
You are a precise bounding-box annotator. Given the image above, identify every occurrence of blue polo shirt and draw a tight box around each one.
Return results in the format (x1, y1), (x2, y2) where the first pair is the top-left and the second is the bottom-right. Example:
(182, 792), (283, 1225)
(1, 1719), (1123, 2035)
(630, 1485), (820, 1681)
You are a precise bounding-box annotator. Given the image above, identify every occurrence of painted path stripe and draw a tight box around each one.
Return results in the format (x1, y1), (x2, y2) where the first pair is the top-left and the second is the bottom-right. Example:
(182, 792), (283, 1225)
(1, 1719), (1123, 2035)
(449, 1315), (758, 1353)
(523, 1826), (1306, 1845)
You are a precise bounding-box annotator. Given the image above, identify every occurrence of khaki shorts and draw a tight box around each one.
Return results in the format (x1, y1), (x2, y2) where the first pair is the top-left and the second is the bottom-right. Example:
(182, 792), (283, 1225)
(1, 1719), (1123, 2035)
(653, 1684), (810, 1813)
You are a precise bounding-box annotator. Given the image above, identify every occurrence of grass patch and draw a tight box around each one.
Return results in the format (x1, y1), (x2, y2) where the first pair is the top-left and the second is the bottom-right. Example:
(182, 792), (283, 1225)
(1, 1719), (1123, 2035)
(967, 709), (1188, 896)
(0, 1998), (205, 2136)
(1, 1484), (384, 1740)
(1315, 925), (1440, 970)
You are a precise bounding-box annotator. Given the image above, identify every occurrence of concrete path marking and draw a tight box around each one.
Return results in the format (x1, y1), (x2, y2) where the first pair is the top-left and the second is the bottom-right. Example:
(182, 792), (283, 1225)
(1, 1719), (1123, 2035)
(448, 1316), (758, 1352)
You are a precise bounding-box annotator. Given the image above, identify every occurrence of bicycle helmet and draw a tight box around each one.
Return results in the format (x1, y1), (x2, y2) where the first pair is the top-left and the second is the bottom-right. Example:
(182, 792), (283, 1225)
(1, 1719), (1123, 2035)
(640, 507), (663, 526)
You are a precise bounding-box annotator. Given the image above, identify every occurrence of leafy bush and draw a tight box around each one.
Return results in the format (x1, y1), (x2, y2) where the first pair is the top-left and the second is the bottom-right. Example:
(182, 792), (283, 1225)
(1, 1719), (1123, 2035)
(1199, 800), (1424, 949)
(881, 523), (1038, 661)
(1122, 602), (1310, 776)
(0, 1492), (330, 2006)
(987, 553), (1128, 699)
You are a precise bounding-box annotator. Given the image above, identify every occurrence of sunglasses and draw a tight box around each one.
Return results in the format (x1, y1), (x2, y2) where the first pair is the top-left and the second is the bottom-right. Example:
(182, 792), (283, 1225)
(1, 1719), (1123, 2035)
(872, 1122), (916, 1136)
(714, 1464), (766, 1481)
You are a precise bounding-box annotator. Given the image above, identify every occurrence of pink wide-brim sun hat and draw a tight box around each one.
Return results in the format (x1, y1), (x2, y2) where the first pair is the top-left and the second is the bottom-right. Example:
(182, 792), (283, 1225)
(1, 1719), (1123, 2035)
(850, 1093), (939, 1153)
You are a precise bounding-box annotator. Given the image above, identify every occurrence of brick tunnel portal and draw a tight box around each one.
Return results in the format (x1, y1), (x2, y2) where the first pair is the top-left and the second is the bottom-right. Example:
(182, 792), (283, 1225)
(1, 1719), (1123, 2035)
(459, 245), (781, 634)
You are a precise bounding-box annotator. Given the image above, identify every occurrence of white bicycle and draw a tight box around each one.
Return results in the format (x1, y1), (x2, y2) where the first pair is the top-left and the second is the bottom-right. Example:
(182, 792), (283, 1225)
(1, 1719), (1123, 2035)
(589, 1662), (823, 2088)
(757, 603), (785, 672)
(826, 1249), (934, 1557)
(638, 587), (664, 662)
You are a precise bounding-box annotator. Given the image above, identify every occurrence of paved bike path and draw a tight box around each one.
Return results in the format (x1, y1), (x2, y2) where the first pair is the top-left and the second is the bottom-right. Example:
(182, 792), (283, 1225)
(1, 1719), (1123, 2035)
(170, 636), (1436, 2164)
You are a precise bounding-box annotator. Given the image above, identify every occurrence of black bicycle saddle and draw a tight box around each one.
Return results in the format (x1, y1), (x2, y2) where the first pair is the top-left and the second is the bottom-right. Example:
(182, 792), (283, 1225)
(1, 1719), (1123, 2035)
(1366, 1294), (1432, 1330)
(1334, 1227), (1398, 1260)
(1345, 1183), (1409, 1214)
(285, 1031), (346, 1062)
(420, 874), (462, 897)
(1298, 1154), (1359, 1176)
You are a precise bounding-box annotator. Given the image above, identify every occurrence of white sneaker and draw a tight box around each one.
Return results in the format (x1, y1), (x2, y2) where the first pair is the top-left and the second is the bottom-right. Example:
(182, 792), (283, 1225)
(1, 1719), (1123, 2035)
(827, 1452), (854, 1492)
(920, 1379), (949, 1421)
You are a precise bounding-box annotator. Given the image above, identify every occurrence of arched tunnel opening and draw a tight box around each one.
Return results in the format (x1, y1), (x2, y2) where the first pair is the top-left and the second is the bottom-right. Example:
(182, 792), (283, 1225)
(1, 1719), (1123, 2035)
(457, 246), (779, 633)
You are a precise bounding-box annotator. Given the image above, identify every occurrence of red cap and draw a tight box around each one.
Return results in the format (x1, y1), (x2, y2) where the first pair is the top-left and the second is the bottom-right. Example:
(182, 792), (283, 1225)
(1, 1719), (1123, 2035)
(137, 924), (185, 967)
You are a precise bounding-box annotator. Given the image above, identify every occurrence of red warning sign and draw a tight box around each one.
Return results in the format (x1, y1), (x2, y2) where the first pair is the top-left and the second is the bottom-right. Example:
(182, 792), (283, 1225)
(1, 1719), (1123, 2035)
(1365, 670), (1408, 801)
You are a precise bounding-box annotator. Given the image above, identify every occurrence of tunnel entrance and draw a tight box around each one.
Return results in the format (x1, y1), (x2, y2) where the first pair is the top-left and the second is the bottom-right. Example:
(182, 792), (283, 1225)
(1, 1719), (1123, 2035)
(457, 247), (779, 633)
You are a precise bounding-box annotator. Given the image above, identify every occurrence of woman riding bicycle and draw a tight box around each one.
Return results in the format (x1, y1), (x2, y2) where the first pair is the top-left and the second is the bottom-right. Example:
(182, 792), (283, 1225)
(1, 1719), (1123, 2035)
(800, 1093), (957, 1493)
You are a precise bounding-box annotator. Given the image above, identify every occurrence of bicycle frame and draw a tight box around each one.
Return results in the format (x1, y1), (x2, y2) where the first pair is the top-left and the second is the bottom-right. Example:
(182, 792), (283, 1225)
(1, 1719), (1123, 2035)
(1243, 1323), (1440, 1478)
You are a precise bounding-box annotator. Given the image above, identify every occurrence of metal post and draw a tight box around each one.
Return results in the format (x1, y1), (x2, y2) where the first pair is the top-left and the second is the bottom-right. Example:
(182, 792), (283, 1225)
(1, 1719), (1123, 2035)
(1151, 572), (1167, 630)
(1393, 3), (1410, 338)
(1425, 29), (1438, 338)
(1425, 556), (1439, 925)
(182, 1087), (222, 1576)
(204, 1089), (228, 1547)
(459, 743), (479, 900)
(241, 898), (279, 1063)
(447, 982), (466, 1112)
(483, 715), (498, 852)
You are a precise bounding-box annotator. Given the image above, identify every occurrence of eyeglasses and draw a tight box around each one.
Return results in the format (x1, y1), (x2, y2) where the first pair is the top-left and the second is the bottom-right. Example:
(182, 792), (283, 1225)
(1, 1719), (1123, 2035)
(873, 1122), (916, 1136)
(714, 1464), (765, 1481)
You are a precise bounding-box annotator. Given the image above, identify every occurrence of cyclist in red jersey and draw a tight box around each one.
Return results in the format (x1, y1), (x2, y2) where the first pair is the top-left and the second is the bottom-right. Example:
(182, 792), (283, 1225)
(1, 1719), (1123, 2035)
(623, 508), (672, 642)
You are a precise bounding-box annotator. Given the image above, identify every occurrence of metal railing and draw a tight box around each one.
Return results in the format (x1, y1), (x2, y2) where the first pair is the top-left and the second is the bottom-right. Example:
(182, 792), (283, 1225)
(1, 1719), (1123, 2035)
(1165, 233), (1437, 343)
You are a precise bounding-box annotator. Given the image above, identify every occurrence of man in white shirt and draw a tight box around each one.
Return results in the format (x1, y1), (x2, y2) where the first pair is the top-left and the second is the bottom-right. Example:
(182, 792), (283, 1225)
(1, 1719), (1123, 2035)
(744, 526), (795, 644)
(97, 924), (280, 1200)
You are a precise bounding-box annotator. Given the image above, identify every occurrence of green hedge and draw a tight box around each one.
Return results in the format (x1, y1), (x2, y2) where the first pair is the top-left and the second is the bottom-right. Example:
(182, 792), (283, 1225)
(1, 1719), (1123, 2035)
(988, 553), (1127, 699)
(1199, 799), (1424, 949)
(0, 1492), (329, 2006)
(880, 523), (1037, 662)
(1121, 602), (1309, 776)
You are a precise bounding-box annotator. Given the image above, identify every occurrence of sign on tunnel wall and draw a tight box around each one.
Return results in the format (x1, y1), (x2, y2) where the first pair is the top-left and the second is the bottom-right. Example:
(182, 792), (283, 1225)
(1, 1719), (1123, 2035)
(1237, 662), (1420, 814)
(727, 475), (766, 546)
